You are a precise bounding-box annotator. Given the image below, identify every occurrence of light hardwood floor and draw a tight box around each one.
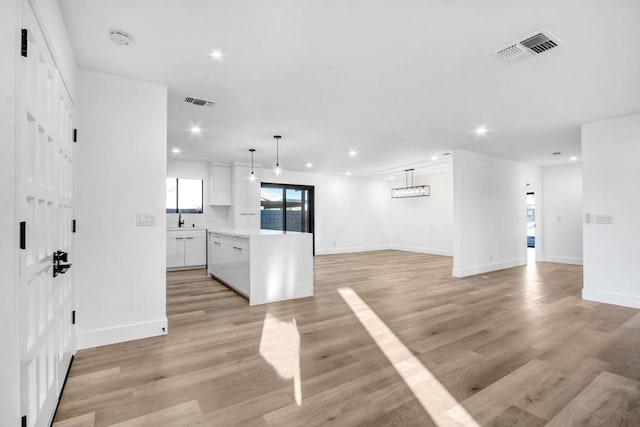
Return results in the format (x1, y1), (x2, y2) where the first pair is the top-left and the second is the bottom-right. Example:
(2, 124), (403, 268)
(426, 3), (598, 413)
(53, 251), (640, 426)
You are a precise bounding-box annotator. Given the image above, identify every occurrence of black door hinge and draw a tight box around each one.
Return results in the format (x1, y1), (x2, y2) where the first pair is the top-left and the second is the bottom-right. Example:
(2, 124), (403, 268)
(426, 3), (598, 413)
(21, 29), (27, 57)
(21, 415), (27, 427)
(72, 310), (76, 325)
(72, 219), (76, 233)
(73, 129), (78, 143)
(19, 222), (26, 249)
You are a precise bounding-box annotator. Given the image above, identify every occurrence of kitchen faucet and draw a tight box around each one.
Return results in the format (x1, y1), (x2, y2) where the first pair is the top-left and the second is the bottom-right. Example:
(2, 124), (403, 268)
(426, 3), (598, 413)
(178, 212), (184, 228)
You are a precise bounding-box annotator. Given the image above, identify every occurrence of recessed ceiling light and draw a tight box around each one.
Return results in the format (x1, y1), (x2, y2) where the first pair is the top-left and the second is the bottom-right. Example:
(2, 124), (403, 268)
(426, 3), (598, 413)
(474, 125), (489, 136)
(306, 162), (313, 168)
(389, 176), (394, 180)
(346, 171), (352, 176)
(208, 49), (225, 61)
(431, 155), (438, 161)
(190, 125), (202, 135)
(171, 148), (181, 154)
(348, 150), (357, 157)
(570, 156), (578, 161)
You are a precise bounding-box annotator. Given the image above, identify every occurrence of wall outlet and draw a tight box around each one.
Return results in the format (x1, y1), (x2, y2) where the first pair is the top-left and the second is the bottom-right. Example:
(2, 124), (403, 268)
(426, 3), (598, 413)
(489, 255), (493, 262)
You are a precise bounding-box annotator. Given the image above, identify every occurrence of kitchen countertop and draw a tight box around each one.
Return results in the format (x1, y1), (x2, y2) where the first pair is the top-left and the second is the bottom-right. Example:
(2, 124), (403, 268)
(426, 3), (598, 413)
(167, 227), (207, 231)
(208, 229), (306, 237)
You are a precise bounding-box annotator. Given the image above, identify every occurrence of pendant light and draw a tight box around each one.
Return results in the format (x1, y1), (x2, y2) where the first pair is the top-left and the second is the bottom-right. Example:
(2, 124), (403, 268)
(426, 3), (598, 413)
(391, 168), (430, 198)
(273, 135), (282, 176)
(249, 148), (256, 182)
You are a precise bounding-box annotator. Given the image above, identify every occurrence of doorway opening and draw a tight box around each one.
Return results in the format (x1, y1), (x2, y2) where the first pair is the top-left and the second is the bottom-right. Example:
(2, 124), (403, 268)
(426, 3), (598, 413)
(526, 192), (536, 263)
(261, 183), (315, 254)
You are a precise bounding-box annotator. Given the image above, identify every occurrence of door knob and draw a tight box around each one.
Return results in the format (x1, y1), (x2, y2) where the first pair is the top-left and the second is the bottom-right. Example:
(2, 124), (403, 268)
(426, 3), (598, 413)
(53, 250), (72, 277)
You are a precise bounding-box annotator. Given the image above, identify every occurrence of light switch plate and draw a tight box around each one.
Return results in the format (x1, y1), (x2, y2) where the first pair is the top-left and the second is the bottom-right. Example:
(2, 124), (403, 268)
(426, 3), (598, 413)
(595, 214), (614, 225)
(136, 213), (157, 226)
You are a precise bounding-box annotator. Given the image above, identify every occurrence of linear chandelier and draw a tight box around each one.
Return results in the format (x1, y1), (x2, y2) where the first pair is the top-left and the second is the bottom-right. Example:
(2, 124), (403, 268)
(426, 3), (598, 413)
(391, 168), (430, 198)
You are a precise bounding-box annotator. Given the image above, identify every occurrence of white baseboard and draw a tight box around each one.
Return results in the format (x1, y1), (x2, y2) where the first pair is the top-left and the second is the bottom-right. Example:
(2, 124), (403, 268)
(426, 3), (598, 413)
(452, 258), (526, 278)
(539, 255), (583, 265)
(582, 288), (640, 309)
(391, 245), (453, 257)
(315, 245), (391, 255)
(315, 245), (453, 257)
(77, 317), (168, 350)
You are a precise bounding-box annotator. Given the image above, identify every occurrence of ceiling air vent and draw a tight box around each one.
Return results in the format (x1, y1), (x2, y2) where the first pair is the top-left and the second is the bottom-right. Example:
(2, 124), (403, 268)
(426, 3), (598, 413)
(496, 43), (527, 59)
(495, 30), (563, 60)
(183, 96), (215, 107)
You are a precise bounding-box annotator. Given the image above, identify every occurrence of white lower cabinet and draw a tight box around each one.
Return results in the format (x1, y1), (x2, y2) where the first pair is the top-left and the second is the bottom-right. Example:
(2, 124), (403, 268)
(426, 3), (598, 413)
(208, 233), (250, 296)
(167, 237), (185, 268)
(184, 236), (206, 266)
(167, 228), (207, 269)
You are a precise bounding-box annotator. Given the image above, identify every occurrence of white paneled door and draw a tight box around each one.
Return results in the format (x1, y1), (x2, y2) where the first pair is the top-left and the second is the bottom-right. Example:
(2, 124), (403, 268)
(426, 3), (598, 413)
(17, 2), (75, 426)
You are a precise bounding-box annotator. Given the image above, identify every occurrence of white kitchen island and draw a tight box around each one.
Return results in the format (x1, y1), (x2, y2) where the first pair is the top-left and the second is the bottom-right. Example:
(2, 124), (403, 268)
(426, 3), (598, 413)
(208, 229), (314, 305)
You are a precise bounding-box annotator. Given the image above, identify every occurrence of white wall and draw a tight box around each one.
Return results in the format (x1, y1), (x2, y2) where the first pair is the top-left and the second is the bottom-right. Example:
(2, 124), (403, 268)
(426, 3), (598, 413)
(31, 0), (77, 99)
(0, 0), (20, 423)
(453, 150), (540, 277)
(167, 160), (232, 229)
(540, 163), (583, 265)
(390, 169), (454, 256)
(261, 169), (392, 254)
(582, 113), (640, 309)
(75, 69), (168, 348)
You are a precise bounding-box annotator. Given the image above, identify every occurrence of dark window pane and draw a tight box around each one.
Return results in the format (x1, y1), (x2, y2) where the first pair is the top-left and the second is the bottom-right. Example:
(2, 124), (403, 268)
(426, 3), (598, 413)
(261, 187), (283, 230)
(286, 189), (303, 232)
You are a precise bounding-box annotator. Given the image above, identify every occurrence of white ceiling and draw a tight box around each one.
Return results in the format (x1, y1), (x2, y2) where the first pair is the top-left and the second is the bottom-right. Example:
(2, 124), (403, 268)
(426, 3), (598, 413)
(59, 0), (640, 176)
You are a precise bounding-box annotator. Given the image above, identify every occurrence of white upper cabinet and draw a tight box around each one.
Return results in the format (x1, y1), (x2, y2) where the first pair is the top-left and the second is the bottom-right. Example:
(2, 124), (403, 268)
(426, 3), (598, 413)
(233, 164), (261, 230)
(209, 164), (231, 206)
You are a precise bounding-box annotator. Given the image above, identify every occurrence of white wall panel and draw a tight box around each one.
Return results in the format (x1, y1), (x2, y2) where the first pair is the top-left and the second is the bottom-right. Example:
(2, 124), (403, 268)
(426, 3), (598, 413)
(75, 69), (168, 348)
(582, 113), (640, 309)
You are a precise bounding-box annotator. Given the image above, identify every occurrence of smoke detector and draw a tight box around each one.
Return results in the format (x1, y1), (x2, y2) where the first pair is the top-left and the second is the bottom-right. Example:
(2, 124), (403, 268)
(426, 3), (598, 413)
(183, 96), (215, 107)
(109, 30), (132, 46)
(495, 30), (562, 60)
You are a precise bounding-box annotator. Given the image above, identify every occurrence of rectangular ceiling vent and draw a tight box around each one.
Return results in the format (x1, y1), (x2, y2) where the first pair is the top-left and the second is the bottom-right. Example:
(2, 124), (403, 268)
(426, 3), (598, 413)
(183, 96), (215, 107)
(495, 30), (562, 60)
(496, 43), (527, 59)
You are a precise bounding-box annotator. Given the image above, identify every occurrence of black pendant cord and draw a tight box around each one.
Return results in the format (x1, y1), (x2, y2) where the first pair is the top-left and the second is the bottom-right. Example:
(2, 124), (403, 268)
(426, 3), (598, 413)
(273, 135), (282, 170)
(404, 168), (415, 188)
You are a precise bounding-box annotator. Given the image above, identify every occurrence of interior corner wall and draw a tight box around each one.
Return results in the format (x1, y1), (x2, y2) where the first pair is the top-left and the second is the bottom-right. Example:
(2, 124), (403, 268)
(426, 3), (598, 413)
(540, 163), (583, 265)
(0, 0), (21, 423)
(453, 150), (540, 277)
(390, 169), (454, 256)
(261, 169), (392, 254)
(166, 159), (232, 229)
(582, 113), (640, 309)
(75, 69), (168, 349)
